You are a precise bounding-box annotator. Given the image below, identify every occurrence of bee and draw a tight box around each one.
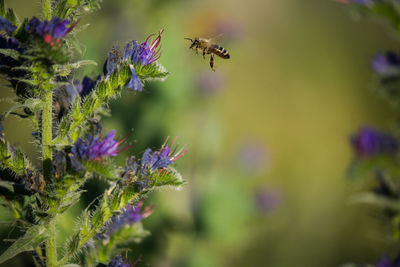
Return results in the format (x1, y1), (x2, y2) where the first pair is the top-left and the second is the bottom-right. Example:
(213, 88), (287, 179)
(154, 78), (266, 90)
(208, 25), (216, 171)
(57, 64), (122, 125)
(184, 37), (230, 71)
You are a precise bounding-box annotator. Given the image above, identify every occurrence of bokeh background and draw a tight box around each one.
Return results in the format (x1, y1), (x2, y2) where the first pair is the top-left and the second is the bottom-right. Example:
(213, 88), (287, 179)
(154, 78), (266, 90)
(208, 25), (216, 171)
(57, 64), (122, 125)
(1, 0), (399, 266)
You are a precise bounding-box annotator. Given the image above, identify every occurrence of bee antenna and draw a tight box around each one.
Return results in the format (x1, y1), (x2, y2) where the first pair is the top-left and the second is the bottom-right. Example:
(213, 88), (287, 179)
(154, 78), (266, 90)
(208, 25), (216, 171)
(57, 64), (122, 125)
(184, 37), (193, 42)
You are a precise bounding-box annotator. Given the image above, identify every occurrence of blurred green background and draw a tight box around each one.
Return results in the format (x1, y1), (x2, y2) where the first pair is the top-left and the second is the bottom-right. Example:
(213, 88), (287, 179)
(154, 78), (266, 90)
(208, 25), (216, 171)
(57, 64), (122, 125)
(1, 0), (399, 266)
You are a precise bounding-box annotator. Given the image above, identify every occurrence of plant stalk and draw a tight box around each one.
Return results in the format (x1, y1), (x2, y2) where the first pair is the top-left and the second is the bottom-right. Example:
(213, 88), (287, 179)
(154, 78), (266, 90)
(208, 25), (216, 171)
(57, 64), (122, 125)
(42, 89), (57, 266)
(45, 219), (57, 267)
(42, 0), (52, 20)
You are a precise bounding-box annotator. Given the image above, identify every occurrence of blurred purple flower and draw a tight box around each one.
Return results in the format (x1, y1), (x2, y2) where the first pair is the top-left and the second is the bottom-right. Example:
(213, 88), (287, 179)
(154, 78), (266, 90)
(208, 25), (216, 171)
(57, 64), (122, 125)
(0, 17), (16, 35)
(73, 130), (127, 161)
(108, 255), (131, 267)
(25, 17), (76, 46)
(351, 127), (398, 157)
(334, 0), (374, 4)
(214, 19), (242, 40)
(255, 189), (282, 213)
(238, 141), (269, 175)
(107, 202), (154, 234)
(371, 52), (400, 76)
(65, 76), (99, 103)
(196, 71), (224, 96)
(376, 254), (400, 267)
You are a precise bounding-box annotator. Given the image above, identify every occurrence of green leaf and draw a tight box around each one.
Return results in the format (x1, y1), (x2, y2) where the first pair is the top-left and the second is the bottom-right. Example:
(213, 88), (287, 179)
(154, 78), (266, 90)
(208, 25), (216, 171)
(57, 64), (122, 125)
(83, 159), (119, 180)
(135, 62), (169, 82)
(151, 167), (185, 189)
(5, 8), (19, 25)
(0, 225), (50, 264)
(0, 49), (20, 60)
(0, 180), (14, 192)
(54, 60), (97, 77)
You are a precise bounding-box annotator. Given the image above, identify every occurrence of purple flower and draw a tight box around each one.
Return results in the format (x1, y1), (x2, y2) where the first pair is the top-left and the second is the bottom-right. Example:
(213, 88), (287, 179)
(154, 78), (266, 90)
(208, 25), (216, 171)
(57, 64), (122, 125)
(108, 255), (131, 267)
(238, 141), (269, 175)
(139, 137), (186, 175)
(105, 49), (119, 77)
(72, 130), (125, 161)
(0, 17), (16, 35)
(126, 65), (143, 92)
(371, 52), (400, 75)
(123, 29), (163, 66)
(351, 127), (398, 157)
(196, 71), (224, 96)
(255, 189), (282, 213)
(376, 254), (400, 267)
(25, 17), (75, 46)
(334, 0), (375, 4)
(107, 202), (154, 234)
(65, 76), (99, 103)
(122, 30), (163, 91)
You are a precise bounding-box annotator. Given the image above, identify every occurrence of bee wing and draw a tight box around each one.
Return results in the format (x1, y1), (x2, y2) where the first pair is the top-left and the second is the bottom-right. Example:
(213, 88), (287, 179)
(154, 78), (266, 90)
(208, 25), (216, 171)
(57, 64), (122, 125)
(208, 33), (225, 43)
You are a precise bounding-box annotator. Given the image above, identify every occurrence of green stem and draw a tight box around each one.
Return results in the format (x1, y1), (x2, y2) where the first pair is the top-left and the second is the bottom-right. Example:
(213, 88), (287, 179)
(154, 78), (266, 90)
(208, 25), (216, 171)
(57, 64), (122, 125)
(42, 89), (57, 266)
(42, 0), (52, 20)
(42, 89), (53, 181)
(45, 219), (57, 267)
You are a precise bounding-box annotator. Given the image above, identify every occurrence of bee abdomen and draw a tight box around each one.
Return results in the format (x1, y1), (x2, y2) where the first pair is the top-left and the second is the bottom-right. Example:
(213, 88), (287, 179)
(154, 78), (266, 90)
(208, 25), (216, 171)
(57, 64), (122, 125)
(212, 44), (230, 59)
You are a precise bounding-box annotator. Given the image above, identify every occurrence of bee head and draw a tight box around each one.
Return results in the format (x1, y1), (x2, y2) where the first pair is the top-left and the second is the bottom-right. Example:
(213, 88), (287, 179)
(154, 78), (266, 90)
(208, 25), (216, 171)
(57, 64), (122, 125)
(184, 37), (199, 49)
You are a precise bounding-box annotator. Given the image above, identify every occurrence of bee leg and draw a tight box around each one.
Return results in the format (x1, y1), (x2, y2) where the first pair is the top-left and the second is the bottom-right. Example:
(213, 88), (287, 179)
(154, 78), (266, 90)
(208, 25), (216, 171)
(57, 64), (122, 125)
(209, 54), (215, 71)
(203, 48), (207, 59)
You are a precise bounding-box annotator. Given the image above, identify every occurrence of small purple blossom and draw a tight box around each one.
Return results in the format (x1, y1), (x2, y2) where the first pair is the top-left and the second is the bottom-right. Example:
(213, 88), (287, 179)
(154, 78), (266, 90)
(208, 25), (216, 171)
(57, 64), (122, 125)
(371, 52), (400, 75)
(72, 130), (125, 161)
(351, 127), (398, 157)
(0, 17), (16, 35)
(108, 255), (131, 267)
(107, 202), (154, 234)
(26, 17), (75, 45)
(126, 65), (143, 92)
(65, 76), (99, 103)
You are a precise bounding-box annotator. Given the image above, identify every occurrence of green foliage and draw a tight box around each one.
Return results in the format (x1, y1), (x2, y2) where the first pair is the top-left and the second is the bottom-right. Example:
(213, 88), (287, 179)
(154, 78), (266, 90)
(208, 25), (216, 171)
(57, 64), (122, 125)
(0, 224), (51, 264)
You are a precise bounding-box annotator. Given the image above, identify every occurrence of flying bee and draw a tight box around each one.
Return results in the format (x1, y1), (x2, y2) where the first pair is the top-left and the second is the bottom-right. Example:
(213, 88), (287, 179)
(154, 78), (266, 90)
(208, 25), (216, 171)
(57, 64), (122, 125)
(184, 37), (230, 71)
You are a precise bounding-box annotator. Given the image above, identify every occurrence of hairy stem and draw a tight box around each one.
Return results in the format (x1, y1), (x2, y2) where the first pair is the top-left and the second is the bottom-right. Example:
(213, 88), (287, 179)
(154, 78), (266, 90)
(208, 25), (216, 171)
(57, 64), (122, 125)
(45, 219), (57, 267)
(42, 0), (52, 20)
(42, 89), (56, 266)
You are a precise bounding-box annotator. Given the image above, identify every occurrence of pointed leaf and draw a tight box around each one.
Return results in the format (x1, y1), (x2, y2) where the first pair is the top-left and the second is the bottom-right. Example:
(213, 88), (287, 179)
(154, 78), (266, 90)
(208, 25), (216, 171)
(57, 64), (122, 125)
(0, 225), (50, 264)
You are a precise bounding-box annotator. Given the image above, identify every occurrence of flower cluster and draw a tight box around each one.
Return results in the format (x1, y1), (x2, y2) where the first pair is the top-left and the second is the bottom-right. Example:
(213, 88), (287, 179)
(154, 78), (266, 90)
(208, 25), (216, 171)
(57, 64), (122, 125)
(107, 29), (164, 91)
(351, 127), (398, 157)
(106, 202), (154, 234)
(72, 130), (124, 161)
(26, 17), (75, 46)
(0, 16), (16, 35)
(139, 137), (186, 174)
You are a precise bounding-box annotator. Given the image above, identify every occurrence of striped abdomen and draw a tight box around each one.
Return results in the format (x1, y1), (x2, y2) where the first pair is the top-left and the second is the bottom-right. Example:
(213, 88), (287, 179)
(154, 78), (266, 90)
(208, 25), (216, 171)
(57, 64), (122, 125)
(210, 44), (230, 59)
